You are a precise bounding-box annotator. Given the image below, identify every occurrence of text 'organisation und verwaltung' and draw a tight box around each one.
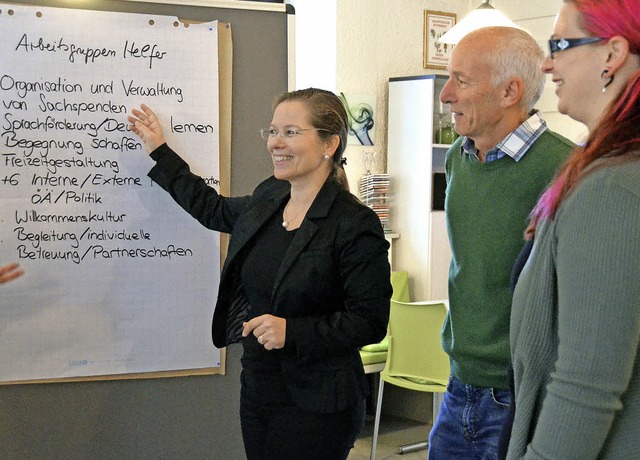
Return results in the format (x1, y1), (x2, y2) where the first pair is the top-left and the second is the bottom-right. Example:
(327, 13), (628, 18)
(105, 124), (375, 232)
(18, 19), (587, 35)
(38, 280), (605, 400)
(1, 75), (184, 104)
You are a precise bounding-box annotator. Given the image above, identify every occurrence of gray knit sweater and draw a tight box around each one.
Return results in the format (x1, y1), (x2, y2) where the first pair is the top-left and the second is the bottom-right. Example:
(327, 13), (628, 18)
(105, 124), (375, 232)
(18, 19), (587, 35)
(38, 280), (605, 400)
(508, 159), (640, 459)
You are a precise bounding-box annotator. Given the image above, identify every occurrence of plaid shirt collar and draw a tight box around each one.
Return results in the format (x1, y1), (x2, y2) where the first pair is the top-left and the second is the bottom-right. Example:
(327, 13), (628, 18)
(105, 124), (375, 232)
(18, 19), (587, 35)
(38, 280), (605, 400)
(461, 111), (548, 163)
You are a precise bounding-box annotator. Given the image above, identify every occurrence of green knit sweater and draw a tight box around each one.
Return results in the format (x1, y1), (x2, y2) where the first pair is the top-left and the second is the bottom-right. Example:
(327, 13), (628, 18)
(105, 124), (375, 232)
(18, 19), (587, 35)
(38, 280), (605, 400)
(507, 159), (640, 459)
(443, 131), (572, 389)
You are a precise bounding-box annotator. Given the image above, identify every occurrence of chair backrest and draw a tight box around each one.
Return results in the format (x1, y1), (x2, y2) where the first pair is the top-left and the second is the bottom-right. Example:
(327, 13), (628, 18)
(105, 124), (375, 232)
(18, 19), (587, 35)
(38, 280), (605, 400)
(384, 299), (450, 385)
(360, 271), (410, 360)
(390, 271), (411, 302)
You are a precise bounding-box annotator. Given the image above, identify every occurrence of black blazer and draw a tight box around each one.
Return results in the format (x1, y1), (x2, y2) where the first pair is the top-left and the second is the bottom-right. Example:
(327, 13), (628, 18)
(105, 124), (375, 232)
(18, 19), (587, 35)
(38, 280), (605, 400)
(148, 144), (392, 413)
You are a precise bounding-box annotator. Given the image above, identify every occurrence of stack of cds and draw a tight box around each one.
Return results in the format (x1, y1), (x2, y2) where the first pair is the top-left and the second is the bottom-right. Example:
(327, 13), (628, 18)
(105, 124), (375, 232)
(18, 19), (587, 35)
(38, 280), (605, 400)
(358, 174), (391, 233)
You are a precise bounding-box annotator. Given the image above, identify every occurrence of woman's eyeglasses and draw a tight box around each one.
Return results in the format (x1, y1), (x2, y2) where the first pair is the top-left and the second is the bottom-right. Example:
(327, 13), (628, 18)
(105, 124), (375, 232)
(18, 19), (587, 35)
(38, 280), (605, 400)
(548, 37), (605, 58)
(260, 128), (331, 141)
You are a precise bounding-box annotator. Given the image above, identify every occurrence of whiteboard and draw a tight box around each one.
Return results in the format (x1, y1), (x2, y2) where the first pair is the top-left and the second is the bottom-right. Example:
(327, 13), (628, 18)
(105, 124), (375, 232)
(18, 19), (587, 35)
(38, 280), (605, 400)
(0, 3), (223, 382)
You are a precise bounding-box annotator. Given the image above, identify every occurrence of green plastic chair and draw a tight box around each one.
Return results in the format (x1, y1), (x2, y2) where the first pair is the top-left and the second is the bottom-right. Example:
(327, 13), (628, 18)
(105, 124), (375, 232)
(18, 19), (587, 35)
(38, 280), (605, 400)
(360, 271), (410, 374)
(389, 270), (410, 303)
(369, 299), (450, 460)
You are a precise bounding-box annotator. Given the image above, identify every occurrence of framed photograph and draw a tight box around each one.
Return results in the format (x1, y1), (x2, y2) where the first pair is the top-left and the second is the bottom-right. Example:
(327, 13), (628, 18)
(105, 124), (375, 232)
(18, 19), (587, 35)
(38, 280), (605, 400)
(423, 10), (457, 70)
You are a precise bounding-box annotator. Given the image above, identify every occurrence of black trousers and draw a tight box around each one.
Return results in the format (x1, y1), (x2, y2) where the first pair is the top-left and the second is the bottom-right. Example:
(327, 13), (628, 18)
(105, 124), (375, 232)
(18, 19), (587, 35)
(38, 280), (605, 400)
(240, 369), (366, 460)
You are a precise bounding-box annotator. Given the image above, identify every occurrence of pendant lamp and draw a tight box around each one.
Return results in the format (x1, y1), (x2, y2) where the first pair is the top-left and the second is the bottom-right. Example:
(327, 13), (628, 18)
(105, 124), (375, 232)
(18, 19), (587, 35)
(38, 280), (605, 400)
(438, 0), (520, 44)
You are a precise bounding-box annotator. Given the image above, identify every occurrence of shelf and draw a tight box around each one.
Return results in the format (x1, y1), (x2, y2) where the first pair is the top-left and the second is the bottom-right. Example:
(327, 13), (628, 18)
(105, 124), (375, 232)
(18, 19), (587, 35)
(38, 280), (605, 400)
(387, 75), (452, 300)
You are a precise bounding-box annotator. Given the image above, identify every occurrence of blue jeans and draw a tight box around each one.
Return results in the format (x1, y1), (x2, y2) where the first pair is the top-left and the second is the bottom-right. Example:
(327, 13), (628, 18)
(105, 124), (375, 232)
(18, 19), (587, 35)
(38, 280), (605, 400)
(428, 376), (512, 460)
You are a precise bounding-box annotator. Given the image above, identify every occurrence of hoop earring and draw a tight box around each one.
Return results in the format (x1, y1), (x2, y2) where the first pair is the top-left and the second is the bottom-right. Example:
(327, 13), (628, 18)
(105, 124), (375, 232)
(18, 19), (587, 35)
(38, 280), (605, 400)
(601, 70), (615, 93)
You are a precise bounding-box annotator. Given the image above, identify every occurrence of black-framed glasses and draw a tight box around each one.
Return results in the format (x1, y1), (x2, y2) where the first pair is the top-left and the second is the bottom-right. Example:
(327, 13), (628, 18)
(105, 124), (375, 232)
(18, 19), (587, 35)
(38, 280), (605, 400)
(259, 127), (331, 140)
(548, 37), (605, 58)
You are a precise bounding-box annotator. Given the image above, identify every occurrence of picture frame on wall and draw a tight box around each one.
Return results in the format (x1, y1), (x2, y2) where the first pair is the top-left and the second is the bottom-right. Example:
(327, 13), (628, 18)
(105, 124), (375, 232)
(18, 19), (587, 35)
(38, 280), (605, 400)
(423, 10), (456, 70)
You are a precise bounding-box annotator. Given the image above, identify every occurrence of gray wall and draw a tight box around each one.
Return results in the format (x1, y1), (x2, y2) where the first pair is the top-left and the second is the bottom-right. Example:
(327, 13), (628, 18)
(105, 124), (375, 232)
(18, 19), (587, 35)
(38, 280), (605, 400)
(0, 0), (290, 458)
(0, 345), (245, 459)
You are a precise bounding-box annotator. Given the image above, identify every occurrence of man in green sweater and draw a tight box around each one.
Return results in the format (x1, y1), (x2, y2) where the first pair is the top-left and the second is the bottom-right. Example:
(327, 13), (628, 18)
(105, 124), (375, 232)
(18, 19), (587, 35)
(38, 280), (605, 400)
(427, 27), (572, 459)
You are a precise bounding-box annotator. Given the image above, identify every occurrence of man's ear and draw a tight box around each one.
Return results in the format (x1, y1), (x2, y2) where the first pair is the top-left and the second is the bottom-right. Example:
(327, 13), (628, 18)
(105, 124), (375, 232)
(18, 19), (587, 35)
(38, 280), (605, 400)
(500, 77), (524, 109)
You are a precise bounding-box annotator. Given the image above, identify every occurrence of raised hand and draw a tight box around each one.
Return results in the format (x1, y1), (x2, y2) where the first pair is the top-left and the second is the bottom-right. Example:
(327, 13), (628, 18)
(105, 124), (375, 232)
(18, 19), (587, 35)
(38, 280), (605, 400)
(128, 103), (167, 154)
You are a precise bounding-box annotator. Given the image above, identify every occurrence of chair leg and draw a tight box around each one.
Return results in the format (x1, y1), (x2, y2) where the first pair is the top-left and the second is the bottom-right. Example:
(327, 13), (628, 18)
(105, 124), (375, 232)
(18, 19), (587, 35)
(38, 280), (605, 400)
(432, 392), (444, 425)
(396, 392), (445, 455)
(370, 379), (385, 460)
(398, 441), (429, 454)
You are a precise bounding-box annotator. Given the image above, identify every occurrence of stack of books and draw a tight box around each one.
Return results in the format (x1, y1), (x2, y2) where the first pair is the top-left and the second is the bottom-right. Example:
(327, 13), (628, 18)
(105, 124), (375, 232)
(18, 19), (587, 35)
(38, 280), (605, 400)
(358, 174), (391, 233)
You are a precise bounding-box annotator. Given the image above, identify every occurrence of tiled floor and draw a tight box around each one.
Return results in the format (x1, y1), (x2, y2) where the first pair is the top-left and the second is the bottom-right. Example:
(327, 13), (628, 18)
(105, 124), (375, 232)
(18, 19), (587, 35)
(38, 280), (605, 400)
(348, 414), (432, 460)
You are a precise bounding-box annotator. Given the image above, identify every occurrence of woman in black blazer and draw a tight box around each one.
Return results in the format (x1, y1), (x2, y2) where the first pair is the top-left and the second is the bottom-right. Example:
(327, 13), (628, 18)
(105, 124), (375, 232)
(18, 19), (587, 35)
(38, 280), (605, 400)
(129, 88), (392, 460)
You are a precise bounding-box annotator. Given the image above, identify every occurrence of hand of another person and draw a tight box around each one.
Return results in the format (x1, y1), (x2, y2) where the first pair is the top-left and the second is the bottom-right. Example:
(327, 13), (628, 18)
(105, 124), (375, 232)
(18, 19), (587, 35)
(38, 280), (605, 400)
(0, 262), (24, 285)
(128, 104), (166, 154)
(242, 314), (287, 350)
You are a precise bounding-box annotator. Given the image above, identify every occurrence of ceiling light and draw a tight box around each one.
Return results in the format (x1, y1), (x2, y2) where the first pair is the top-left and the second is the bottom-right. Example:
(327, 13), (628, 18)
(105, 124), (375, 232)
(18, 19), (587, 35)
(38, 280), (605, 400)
(438, 0), (520, 44)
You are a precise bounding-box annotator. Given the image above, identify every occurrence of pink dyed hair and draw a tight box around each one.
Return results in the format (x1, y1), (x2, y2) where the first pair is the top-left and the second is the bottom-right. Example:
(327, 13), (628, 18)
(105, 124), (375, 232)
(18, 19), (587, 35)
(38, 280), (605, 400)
(526, 0), (640, 238)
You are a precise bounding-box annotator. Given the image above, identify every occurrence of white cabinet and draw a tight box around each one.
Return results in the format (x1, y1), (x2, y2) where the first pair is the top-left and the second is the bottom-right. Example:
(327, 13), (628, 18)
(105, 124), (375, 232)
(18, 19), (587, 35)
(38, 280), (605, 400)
(387, 75), (452, 301)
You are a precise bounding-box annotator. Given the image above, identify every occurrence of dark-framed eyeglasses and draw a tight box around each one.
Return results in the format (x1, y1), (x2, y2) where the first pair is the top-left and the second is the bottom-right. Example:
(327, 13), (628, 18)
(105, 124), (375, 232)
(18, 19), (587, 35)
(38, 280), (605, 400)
(259, 127), (331, 141)
(548, 37), (605, 58)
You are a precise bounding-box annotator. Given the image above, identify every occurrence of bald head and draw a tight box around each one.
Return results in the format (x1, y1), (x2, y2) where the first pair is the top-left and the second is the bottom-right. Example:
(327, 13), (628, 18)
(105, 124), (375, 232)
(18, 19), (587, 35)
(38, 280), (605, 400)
(440, 26), (545, 153)
(456, 27), (545, 110)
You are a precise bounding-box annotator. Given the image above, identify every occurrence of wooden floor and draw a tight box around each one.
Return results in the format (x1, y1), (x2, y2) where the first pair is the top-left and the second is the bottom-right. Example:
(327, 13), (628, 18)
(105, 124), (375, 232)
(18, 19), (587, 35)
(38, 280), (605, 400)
(348, 414), (432, 460)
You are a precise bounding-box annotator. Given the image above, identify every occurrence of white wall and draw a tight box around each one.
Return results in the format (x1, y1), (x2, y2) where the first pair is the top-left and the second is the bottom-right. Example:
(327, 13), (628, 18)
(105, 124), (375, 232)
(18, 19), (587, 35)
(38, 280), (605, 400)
(287, 0), (337, 91)
(288, 0), (467, 188)
(336, 0), (467, 188)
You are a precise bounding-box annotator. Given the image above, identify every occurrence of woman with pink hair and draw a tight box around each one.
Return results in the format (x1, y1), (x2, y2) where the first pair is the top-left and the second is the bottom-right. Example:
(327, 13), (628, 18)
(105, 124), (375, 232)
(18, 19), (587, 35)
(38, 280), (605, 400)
(507, 0), (640, 458)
